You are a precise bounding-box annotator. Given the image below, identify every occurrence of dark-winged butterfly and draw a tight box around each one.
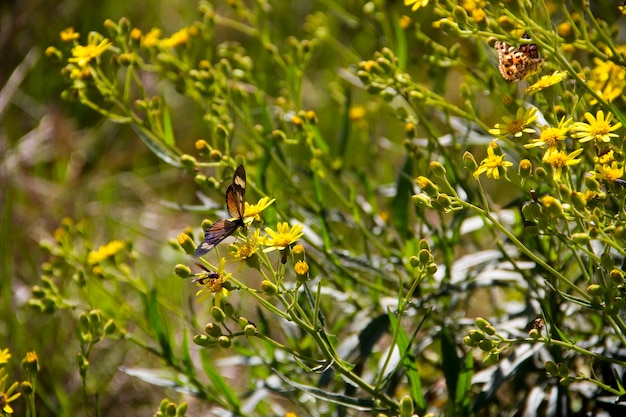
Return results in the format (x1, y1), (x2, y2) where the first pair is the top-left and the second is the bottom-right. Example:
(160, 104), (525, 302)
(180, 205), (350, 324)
(194, 165), (246, 257)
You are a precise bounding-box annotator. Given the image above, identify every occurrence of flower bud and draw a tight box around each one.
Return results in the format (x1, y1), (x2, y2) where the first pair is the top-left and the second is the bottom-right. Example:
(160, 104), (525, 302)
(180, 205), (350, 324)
(174, 264), (191, 278)
(217, 335), (232, 348)
(260, 280), (278, 295)
(205, 322), (222, 337)
(211, 306), (226, 323)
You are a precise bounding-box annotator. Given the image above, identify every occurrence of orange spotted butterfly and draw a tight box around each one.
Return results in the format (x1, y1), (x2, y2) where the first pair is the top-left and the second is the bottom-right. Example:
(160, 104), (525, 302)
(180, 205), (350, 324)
(194, 165), (246, 257)
(494, 33), (544, 82)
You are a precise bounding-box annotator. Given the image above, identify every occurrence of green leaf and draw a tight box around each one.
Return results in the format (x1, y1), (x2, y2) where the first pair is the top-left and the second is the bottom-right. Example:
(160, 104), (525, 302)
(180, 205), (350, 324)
(132, 124), (182, 168)
(274, 370), (379, 411)
(440, 326), (460, 403)
(388, 313), (426, 412)
(392, 157), (414, 237)
(143, 290), (173, 364)
(162, 104), (175, 146)
(199, 350), (241, 410)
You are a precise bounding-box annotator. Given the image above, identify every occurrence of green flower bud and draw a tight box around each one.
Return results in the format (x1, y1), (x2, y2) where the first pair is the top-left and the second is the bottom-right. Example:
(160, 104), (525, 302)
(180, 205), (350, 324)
(400, 395), (414, 417)
(211, 306), (226, 323)
(557, 363), (569, 377)
(103, 319), (117, 335)
(475, 317), (491, 330)
(426, 262), (438, 274)
(244, 324), (256, 336)
(463, 151), (478, 170)
(179, 154), (197, 169)
(193, 334), (211, 346)
(411, 194), (433, 209)
(478, 339), (493, 352)
(205, 322), (222, 337)
(544, 361), (559, 376)
(415, 176), (439, 197)
(418, 249), (432, 265)
(260, 280), (278, 295)
(174, 264), (192, 278)
(409, 256), (419, 268)
(217, 335), (231, 348)
(463, 336), (478, 347)
(430, 161), (447, 178)
(468, 329), (484, 342)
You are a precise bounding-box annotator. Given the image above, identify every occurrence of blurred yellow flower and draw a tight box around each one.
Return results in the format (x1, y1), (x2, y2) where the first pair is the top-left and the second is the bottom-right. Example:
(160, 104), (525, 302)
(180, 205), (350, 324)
(0, 348), (10, 365)
(69, 37), (112, 67)
(591, 162), (624, 182)
(160, 27), (191, 48)
(404, 0), (430, 11)
(88, 240), (126, 264)
(141, 28), (162, 48)
(60, 27), (80, 42)
(525, 71), (567, 95)
(0, 368), (20, 414)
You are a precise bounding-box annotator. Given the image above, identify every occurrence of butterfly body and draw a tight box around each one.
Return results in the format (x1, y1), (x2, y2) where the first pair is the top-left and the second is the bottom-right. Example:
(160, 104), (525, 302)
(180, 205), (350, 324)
(494, 34), (544, 82)
(194, 165), (246, 257)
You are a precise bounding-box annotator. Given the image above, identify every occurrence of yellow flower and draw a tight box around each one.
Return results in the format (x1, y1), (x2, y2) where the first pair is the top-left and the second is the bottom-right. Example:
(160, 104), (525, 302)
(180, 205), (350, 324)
(460, 0), (487, 12)
(595, 149), (615, 165)
(525, 71), (568, 95)
(399, 15), (412, 29)
(573, 110), (622, 143)
(587, 57), (626, 104)
(524, 117), (572, 149)
(542, 148), (584, 182)
(141, 28), (161, 48)
(60, 27), (80, 42)
(489, 107), (538, 138)
(473, 141), (513, 180)
(160, 27), (190, 48)
(294, 260), (309, 276)
(591, 162), (624, 182)
(230, 229), (261, 263)
(263, 222), (305, 252)
(87, 240), (126, 264)
(195, 257), (231, 307)
(244, 197), (276, 225)
(404, 0), (430, 11)
(0, 368), (21, 414)
(0, 349), (10, 365)
(68, 36), (112, 67)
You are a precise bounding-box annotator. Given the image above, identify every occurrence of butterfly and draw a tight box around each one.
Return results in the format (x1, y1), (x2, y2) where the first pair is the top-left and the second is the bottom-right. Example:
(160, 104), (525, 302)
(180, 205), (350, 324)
(194, 165), (246, 257)
(494, 33), (545, 82)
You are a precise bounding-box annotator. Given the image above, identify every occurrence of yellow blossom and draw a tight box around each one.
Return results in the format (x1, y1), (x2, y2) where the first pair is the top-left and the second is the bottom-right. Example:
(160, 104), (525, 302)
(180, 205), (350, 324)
(591, 162), (624, 182)
(160, 27), (191, 48)
(399, 15), (412, 29)
(0, 368), (20, 414)
(404, 0), (430, 11)
(230, 229), (261, 264)
(573, 110), (622, 143)
(141, 28), (162, 48)
(489, 107), (538, 138)
(87, 240), (126, 264)
(525, 71), (567, 95)
(294, 260), (309, 276)
(460, 0), (487, 12)
(195, 258), (231, 307)
(60, 27), (80, 42)
(542, 148), (584, 182)
(524, 117), (572, 149)
(263, 222), (305, 252)
(0, 349), (10, 365)
(473, 141), (513, 180)
(244, 197), (276, 225)
(595, 149), (616, 165)
(68, 36), (112, 67)
(587, 58), (626, 104)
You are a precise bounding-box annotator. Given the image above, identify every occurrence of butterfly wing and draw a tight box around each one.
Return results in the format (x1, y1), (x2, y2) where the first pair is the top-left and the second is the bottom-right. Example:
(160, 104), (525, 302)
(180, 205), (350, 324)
(193, 218), (241, 257)
(495, 37), (544, 82)
(194, 166), (247, 258)
(226, 165), (246, 219)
